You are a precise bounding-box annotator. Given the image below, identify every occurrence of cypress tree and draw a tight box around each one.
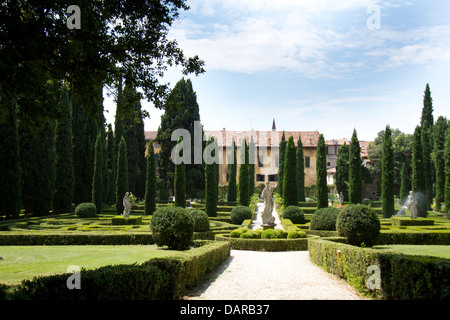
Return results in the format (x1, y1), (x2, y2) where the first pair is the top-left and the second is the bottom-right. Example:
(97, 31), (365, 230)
(412, 126), (427, 217)
(238, 138), (250, 206)
(349, 129), (362, 204)
(399, 163), (410, 205)
(145, 140), (157, 215)
(296, 136), (306, 202)
(421, 120), (433, 210)
(53, 88), (74, 214)
(0, 93), (21, 219)
(92, 133), (104, 214)
(277, 132), (286, 196)
(116, 137), (129, 215)
(205, 137), (218, 217)
(444, 122), (450, 218)
(227, 139), (237, 202)
(105, 124), (116, 204)
(174, 137), (186, 207)
(434, 116), (448, 211)
(283, 136), (298, 207)
(316, 134), (328, 209)
(381, 125), (395, 218)
(421, 84), (434, 135)
(248, 136), (256, 200)
(335, 143), (349, 202)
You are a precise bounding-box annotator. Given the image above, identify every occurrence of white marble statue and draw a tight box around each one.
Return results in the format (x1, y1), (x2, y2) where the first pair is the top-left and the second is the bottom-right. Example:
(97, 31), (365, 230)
(407, 191), (418, 219)
(339, 192), (344, 206)
(261, 183), (276, 225)
(123, 192), (132, 218)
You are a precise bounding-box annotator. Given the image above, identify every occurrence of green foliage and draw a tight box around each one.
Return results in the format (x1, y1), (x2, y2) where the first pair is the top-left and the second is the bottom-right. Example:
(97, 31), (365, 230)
(381, 126), (395, 218)
(111, 216), (142, 225)
(261, 228), (288, 239)
(283, 136), (298, 207)
(399, 163), (409, 205)
(335, 143), (349, 202)
(336, 204), (381, 247)
(229, 227), (249, 238)
(75, 203), (97, 218)
(228, 140), (237, 202)
(277, 132), (286, 197)
(217, 234), (308, 251)
(105, 124), (116, 205)
(296, 137), (306, 202)
(0, 93), (21, 219)
(92, 133), (104, 214)
(412, 126), (427, 217)
(230, 205), (253, 225)
(316, 134), (328, 208)
(349, 129), (362, 204)
(116, 137), (129, 215)
(52, 88), (74, 214)
(238, 138), (250, 206)
(205, 138), (218, 217)
(174, 138), (186, 207)
(310, 207), (340, 231)
(150, 206), (194, 250)
(444, 121), (450, 218)
(145, 140), (157, 215)
(433, 116), (447, 212)
(282, 206), (306, 224)
(287, 230), (307, 239)
(189, 209), (210, 232)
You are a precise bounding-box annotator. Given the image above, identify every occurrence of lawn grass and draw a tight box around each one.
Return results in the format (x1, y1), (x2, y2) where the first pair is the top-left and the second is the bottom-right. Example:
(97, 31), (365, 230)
(372, 244), (450, 259)
(0, 245), (180, 285)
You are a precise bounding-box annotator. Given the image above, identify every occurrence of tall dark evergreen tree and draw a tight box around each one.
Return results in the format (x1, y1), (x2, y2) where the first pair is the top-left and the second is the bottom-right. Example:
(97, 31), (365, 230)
(277, 131), (286, 196)
(412, 126), (427, 217)
(72, 99), (98, 204)
(296, 136), (306, 202)
(434, 116), (448, 211)
(0, 93), (21, 219)
(421, 84), (434, 210)
(156, 78), (205, 199)
(53, 88), (74, 214)
(145, 140), (157, 215)
(248, 136), (256, 200)
(399, 163), (410, 205)
(116, 137), (129, 215)
(227, 139), (237, 202)
(20, 121), (56, 216)
(335, 143), (349, 202)
(174, 137), (186, 207)
(105, 124), (116, 204)
(283, 136), (298, 207)
(349, 129), (362, 204)
(421, 84), (434, 135)
(316, 134), (328, 209)
(205, 137), (218, 217)
(444, 122), (450, 218)
(92, 133), (104, 214)
(238, 138), (250, 206)
(381, 125), (395, 218)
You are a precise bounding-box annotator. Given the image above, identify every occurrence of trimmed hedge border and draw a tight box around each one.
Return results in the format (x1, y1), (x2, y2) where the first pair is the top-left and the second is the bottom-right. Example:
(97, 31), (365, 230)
(391, 217), (434, 226)
(376, 231), (450, 245)
(308, 237), (450, 300)
(3, 240), (230, 300)
(215, 234), (313, 251)
(111, 216), (142, 225)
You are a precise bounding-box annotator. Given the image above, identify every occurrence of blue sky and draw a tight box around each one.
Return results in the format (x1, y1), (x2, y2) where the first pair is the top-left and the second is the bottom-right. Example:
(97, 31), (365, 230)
(104, 0), (450, 141)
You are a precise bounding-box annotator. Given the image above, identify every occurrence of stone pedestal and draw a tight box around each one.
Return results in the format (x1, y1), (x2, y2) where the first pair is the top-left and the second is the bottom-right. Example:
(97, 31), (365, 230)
(261, 224), (276, 230)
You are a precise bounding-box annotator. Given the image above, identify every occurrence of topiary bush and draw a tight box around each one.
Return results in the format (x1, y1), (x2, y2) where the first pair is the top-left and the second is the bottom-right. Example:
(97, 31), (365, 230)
(287, 230), (307, 239)
(310, 207), (340, 230)
(150, 206), (194, 250)
(75, 203), (97, 218)
(229, 227), (248, 238)
(282, 206), (306, 224)
(261, 228), (287, 239)
(189, 209), (210, 232)
(336, 204), (381, 247)
(239, 230), (259, 239)
(230, 205), (253, 225)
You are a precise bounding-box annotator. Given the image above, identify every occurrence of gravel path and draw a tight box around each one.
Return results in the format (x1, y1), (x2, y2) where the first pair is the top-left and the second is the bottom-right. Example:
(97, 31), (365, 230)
(187, 250), (367, 300)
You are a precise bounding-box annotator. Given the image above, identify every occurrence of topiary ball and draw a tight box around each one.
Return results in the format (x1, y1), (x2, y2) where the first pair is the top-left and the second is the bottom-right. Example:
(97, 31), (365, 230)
(75, 203), (97, 218)
(310, 207), (340, 230)
(287, 230), (307, 239)
(189, 209), (210, 232)
(282, 206), (306, 224)
(336, 204), (381, 247)
(150, 206), (194, 250)
(230, 205), (253, 225)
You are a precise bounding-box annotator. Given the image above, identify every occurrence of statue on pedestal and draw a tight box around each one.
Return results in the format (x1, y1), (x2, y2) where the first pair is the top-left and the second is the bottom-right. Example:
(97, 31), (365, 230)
(407, 191), (418, 219)
(123, 192), (132, 218)
(261, 183), (276, 225)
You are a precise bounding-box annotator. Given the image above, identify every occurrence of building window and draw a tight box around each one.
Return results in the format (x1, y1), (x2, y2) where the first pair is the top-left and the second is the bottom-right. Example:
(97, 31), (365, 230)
(268, 174), (278, 182)
(256, 174), (265, 182)
(226, 174), (229, 182)
(305, 156), (310, 168)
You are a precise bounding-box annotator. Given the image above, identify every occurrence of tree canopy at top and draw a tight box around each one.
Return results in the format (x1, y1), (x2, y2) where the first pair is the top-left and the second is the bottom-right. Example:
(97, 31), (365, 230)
(0, 0), (205, 128)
